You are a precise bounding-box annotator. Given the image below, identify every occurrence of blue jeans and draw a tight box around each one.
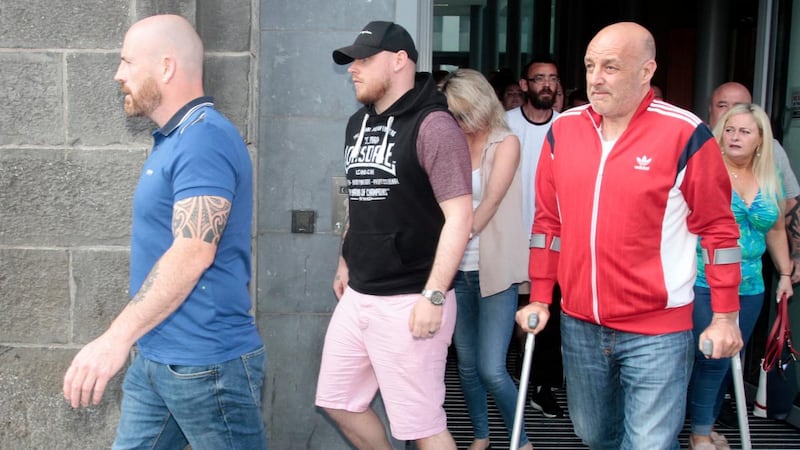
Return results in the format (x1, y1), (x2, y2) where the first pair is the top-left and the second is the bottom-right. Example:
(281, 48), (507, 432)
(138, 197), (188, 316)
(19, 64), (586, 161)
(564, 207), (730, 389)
(689, 286), (763, 435)
(453, 271), (528, 446)
(113, 346), (268, 450)
(561, 313), (693, 450)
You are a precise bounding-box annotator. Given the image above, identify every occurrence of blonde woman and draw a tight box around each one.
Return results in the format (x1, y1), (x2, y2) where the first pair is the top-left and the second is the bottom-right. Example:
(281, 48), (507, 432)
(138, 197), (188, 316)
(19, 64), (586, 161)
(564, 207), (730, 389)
(440, 69), (532, 450)
(689, 103), (794, 449)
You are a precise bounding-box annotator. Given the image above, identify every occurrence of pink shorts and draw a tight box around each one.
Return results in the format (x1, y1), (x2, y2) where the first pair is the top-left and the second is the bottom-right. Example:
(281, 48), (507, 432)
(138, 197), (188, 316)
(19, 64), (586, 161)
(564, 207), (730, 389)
(315, 287), (456, 441)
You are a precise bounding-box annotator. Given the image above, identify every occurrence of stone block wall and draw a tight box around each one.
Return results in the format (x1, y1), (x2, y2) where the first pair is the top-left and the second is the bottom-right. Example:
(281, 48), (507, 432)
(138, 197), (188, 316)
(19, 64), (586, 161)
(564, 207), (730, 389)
(1, 0), (421, 447)
(0, 0), (257, 447)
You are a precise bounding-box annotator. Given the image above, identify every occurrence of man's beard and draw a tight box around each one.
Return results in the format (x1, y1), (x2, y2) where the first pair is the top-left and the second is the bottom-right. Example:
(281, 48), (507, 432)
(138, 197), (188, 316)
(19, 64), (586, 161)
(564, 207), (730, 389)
(355, 75), (390, 106)
(529, 88), (555, 110)
(123, 77), (162, 117)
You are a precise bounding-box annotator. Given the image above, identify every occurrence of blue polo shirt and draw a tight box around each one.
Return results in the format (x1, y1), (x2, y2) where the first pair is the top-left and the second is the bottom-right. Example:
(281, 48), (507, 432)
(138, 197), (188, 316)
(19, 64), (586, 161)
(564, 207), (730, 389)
(130, 97), (261, 365)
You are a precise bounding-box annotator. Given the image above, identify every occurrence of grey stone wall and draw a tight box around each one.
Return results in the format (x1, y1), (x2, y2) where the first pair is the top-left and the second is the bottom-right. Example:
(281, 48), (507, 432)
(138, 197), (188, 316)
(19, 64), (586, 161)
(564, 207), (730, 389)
(1, 0), (419, 447)
(0, 0), (257, 448)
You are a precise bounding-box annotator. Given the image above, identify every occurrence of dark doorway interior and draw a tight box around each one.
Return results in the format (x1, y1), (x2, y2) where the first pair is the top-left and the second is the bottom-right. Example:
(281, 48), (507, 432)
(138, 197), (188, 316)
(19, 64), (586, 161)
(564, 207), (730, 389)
(432, 0), (799, 405)
(433, 0), (759, 113)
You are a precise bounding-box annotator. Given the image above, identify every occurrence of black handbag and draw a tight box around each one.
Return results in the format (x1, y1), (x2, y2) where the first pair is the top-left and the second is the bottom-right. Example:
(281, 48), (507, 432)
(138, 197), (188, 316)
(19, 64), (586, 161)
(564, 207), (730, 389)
(753, 294), (800, 420)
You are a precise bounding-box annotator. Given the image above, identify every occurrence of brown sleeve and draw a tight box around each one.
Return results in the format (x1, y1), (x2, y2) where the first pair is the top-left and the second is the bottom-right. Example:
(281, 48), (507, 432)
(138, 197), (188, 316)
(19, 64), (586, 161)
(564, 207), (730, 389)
(416, 111), (472, 202)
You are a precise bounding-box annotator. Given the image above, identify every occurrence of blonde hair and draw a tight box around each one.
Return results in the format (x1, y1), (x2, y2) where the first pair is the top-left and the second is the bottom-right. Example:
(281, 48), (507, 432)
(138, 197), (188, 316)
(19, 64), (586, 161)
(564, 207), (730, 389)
(713, 103), (780, 204)
(439, 68), (509, 134)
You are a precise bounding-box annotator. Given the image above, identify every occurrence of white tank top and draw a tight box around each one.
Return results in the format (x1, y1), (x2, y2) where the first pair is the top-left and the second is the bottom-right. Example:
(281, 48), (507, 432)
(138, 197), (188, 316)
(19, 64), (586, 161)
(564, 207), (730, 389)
(459, 168), (482, 271)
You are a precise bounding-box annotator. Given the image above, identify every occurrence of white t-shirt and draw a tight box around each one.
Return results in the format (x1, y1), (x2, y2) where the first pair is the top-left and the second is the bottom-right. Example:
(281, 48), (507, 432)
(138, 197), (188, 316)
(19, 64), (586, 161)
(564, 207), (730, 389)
(505, 107), (559, 235)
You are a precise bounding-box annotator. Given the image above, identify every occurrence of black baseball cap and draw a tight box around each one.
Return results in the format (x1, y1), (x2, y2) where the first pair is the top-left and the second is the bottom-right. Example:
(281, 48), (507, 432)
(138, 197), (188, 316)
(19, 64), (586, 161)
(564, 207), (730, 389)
(332, 21), (418, 65)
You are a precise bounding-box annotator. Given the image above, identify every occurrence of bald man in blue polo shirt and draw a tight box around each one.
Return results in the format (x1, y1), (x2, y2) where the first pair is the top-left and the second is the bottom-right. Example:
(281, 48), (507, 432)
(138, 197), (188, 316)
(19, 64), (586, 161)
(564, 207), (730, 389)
(63, 14), (266, 450)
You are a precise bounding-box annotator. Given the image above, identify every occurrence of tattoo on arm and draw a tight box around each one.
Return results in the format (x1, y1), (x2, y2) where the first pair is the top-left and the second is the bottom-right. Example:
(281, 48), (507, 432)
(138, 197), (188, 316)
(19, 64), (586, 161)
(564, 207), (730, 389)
(786, 196), (800, 259)
(172, 196), (231, 245)
(131, 261), (160, 304)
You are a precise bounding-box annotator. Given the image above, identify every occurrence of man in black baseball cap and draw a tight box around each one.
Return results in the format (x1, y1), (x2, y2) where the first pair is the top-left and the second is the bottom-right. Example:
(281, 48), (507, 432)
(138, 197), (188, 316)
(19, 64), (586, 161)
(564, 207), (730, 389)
(317, 18), (471, 450)
(333, 21), (418, 65)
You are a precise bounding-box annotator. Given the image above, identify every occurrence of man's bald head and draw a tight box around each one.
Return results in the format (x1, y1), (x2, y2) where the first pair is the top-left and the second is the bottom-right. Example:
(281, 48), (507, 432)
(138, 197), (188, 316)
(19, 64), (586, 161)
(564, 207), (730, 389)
(115, 15), (205, 126)
(584, 22), (657, 122)
(590, 22), (656, 66)
(126, 14), (204, 80)
(709, 82), (752, 127)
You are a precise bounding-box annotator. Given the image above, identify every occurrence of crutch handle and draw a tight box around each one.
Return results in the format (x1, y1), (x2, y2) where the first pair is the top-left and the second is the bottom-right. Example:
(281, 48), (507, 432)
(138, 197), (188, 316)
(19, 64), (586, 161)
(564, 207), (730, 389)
(701, 339), (713, 357)
(528, 313), (539, 330)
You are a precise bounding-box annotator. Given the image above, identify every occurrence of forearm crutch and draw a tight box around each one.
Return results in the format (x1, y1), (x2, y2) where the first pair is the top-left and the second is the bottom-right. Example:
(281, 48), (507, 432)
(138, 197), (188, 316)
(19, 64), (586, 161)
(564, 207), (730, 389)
(702, 337), (751, 450)
(510, 313), (539, 450)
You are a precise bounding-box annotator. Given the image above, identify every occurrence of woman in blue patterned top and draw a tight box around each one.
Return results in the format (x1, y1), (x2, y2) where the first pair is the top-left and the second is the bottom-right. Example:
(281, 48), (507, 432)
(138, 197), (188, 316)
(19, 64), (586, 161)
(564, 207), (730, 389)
(689, 103), (794, 450)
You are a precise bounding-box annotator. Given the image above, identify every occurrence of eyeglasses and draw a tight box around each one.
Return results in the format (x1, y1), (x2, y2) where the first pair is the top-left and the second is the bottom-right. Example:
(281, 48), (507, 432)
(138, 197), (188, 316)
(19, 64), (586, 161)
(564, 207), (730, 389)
(527, 75), (559, 85)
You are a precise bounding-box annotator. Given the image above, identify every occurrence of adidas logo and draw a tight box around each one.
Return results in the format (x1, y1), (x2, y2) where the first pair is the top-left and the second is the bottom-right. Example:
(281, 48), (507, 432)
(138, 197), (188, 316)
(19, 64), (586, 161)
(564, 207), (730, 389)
(634, 155), (652, 171)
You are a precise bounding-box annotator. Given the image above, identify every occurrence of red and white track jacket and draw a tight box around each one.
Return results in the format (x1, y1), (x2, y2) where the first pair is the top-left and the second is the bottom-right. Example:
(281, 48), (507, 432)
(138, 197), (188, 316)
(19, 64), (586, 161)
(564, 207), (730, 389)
(529, 91), (741, 335)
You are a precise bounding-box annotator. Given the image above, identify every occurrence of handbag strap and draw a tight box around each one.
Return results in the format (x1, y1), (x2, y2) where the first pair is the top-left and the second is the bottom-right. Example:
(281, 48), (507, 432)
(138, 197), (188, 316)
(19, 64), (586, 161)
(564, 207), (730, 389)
(762, 294), (799, 372)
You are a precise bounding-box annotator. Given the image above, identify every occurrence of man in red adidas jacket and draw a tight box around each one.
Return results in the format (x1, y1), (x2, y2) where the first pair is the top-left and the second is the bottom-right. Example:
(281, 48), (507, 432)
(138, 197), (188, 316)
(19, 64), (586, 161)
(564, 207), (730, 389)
(516, 22), (743, 450)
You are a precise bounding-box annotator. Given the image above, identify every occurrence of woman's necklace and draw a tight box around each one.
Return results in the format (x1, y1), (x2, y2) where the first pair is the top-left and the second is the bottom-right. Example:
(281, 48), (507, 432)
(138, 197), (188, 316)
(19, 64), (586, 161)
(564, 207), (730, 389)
(726, 164), (749, 180)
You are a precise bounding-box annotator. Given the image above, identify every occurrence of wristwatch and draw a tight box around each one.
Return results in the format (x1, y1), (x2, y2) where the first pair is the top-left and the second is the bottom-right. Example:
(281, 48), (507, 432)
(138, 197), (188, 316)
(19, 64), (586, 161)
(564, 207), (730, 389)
(422, 289), (446, 306)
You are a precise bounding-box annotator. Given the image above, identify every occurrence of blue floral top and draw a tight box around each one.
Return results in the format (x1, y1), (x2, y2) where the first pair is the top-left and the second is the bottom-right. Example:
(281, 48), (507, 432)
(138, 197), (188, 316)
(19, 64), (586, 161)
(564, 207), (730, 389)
(696, 188), (783, 295)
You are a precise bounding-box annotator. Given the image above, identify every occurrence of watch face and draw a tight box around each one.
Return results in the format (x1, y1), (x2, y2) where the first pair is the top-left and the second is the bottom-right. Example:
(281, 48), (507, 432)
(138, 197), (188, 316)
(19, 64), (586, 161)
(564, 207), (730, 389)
(428, 290), (445, 305)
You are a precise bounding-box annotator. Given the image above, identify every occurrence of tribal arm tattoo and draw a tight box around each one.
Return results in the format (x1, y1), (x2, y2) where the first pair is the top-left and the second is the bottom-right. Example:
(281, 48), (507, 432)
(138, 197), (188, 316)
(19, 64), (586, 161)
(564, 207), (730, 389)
(128, 196), (229, 306)
(172, 196), (232, 245)
(127, 196), (229, 308)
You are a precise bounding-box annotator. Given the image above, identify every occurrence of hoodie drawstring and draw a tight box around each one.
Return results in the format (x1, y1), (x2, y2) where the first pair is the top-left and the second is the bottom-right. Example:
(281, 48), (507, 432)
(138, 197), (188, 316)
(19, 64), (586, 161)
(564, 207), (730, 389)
(350, 114), (369, 169)
(382, 116), (394, 158)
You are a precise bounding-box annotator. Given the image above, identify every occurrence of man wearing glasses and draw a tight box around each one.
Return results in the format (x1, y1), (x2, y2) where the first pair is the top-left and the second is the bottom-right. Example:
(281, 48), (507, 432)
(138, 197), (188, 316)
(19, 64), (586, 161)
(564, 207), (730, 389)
(507, 57), (560, 237)
(506, 56), (565, 419)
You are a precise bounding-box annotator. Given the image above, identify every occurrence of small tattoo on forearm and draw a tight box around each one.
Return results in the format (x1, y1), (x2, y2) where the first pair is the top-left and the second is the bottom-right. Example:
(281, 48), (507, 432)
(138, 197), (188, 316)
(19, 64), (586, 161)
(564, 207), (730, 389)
(131, 261), (160, 304)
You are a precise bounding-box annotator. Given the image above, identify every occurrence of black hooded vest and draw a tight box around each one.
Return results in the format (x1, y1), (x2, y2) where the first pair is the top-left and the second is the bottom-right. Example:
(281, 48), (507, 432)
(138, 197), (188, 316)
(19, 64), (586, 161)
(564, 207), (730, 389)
(342, 73), (449, 295)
